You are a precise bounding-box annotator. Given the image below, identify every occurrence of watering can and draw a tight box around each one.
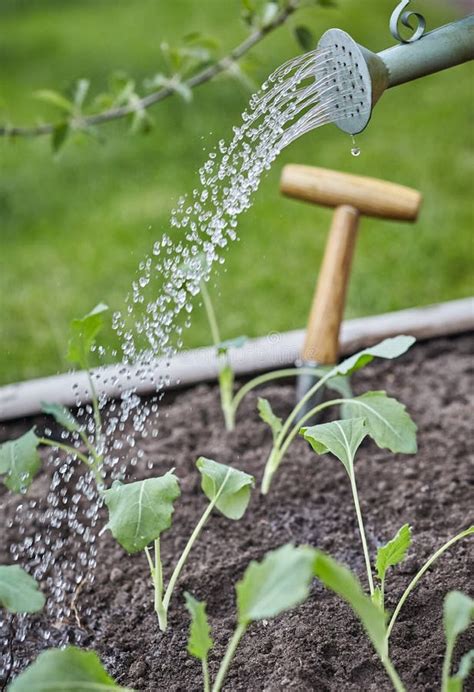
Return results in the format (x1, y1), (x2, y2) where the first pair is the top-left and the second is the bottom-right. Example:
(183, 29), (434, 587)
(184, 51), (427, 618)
(315, 4), (474, 136)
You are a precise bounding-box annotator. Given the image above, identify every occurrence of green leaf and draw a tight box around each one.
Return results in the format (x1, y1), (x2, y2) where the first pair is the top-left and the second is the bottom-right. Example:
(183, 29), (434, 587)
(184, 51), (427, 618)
(237, 544), (316, 625)
(0, 565), (45, 614)
(34, 89), (74, 114)
(375, 524), (412, 582)
(447, 650), (474, 691)
(52, 122), (70, 153)
(8, 646), (129, 691)
(301, 418), (367, 474)
(67, 303), (109, 368)
(334, 336), (416, 377)
(196, 457), (254, 520)
(342, 391), (417, 454)
(444, 591), (474, 651)
(184, 592), (213, 661)
(216, 335), (248, 355)
(261, 1), (279, 26)
(258, 397), (282, 442)
(104, 471), (181, 554)
(313, 551), (387, 657)
(74, 79), (90, 109)
(41, 402), (80, 433)
(294, 26), (315, 51)
(0, 428), (41, 493)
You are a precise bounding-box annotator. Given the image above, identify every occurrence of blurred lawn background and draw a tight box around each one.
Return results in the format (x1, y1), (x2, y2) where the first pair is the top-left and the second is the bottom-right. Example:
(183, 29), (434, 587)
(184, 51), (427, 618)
(1, 0), (473, 385)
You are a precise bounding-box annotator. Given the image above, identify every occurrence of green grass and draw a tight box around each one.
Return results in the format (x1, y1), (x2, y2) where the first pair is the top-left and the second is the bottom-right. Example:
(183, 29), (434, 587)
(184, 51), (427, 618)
(1, 0), (473, 384)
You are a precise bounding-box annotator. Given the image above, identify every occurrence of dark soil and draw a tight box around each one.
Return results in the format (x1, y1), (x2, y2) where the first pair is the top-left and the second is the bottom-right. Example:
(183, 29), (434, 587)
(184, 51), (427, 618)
(1, 335), (474, 691)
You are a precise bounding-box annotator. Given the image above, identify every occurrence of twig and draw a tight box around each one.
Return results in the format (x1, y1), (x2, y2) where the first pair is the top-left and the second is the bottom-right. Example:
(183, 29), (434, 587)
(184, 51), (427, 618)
(0, 1), (301, 138)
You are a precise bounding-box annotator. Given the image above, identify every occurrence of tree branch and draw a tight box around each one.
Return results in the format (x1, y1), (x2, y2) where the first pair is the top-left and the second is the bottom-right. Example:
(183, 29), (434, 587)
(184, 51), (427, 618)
(0, 0), (301, 138)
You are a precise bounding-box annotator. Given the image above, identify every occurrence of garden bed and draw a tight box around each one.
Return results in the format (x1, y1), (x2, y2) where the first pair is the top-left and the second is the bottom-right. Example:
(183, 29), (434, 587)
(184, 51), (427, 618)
(1, 334), (473, 691)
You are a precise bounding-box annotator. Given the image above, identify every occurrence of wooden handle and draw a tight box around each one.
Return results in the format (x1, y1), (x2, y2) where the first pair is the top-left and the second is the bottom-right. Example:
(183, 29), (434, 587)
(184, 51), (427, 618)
(281, 165), (422, 221)
(302, 205), (359, 364)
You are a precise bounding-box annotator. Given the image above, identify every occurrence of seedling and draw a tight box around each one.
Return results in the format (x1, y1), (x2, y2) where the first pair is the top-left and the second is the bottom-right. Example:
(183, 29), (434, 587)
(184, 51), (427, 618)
(185, 543), (316, 692)
(313, 536), (474, 692)
(302, 412), (416, 597)
(442, 591), (473, 692)
(8, 646), (132, 691)
(313, 550), (405, 690)
(104, 457), (254, 631)
(190, 263), (332, 432)
(0, 304), (108, 495)
(261, 335), (418, 494)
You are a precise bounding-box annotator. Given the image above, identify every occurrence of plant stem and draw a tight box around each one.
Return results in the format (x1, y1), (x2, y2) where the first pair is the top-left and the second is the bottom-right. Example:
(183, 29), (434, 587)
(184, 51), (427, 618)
(382, 656), (406, 692)
(161, 471), (232, 623)
(274, 369), (334, 450)
(85, 366), (103, 452)
(145, 539), (168, 631)
(385, 526), (473, 642)
(38, 437), (92, 469)
(349, 468), (375, 596)
(260, 397), (344, 495)
(202, 659), (210, 692)
(441, 640), (454, 692)
(212, 622), (247, 692)
(162, 497), (217, 613)
(231, 367), (326, 418)
(200, 280), (221, 346)
(201, 280), (236, 431)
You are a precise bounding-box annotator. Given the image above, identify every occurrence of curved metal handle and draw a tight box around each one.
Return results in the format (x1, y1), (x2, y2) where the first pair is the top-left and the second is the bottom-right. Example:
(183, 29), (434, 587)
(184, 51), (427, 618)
(390, 0), (426, 44)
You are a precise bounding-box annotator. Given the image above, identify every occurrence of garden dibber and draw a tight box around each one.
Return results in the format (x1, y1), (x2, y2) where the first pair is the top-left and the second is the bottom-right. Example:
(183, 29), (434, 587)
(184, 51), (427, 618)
(280, 165), (422, 420)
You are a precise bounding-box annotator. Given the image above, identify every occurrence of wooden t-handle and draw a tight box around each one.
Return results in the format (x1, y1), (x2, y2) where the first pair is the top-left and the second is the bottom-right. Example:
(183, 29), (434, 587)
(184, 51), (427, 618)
(302, 205), (359, 364)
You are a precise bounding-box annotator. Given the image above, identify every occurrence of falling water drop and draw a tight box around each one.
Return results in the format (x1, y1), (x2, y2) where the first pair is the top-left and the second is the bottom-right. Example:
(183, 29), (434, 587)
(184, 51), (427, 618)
(351, 135), (361, 157)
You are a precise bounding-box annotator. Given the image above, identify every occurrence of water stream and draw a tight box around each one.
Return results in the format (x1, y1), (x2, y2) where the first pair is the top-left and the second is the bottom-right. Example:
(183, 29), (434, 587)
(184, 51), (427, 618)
(1, 45), (365, 678)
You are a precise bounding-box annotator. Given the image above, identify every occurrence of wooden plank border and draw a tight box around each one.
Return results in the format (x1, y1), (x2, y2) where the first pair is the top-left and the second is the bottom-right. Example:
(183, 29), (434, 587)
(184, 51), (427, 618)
(0, 297), (472, 421)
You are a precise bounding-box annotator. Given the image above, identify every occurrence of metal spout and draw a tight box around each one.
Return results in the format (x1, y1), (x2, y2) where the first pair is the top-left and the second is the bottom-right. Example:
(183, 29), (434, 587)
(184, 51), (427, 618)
(317, 15), (474, 135)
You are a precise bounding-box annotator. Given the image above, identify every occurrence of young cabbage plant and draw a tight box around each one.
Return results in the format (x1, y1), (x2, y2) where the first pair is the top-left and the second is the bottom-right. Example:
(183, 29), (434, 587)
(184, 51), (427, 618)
(313, 550), (405, 691)
(0, 304), (108, 496)
(197, 273), (337, 432)
(442, 591), (473, 692)
(104, 457), (254, 632)
(301, 413), (416, 597)
(261, 335), (417, 494)
(185, 543), (316, 692)
(8, 646), (133, 692)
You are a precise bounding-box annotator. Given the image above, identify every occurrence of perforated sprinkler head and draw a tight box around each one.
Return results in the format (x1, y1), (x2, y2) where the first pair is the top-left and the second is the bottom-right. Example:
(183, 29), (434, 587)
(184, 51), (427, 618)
(317, 14), (474, 136)
(316, 29), (388, 136)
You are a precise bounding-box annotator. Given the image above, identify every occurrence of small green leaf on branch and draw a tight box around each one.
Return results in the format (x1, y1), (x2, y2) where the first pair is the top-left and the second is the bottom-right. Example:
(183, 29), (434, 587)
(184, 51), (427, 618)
(294, 26), (315, 51)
